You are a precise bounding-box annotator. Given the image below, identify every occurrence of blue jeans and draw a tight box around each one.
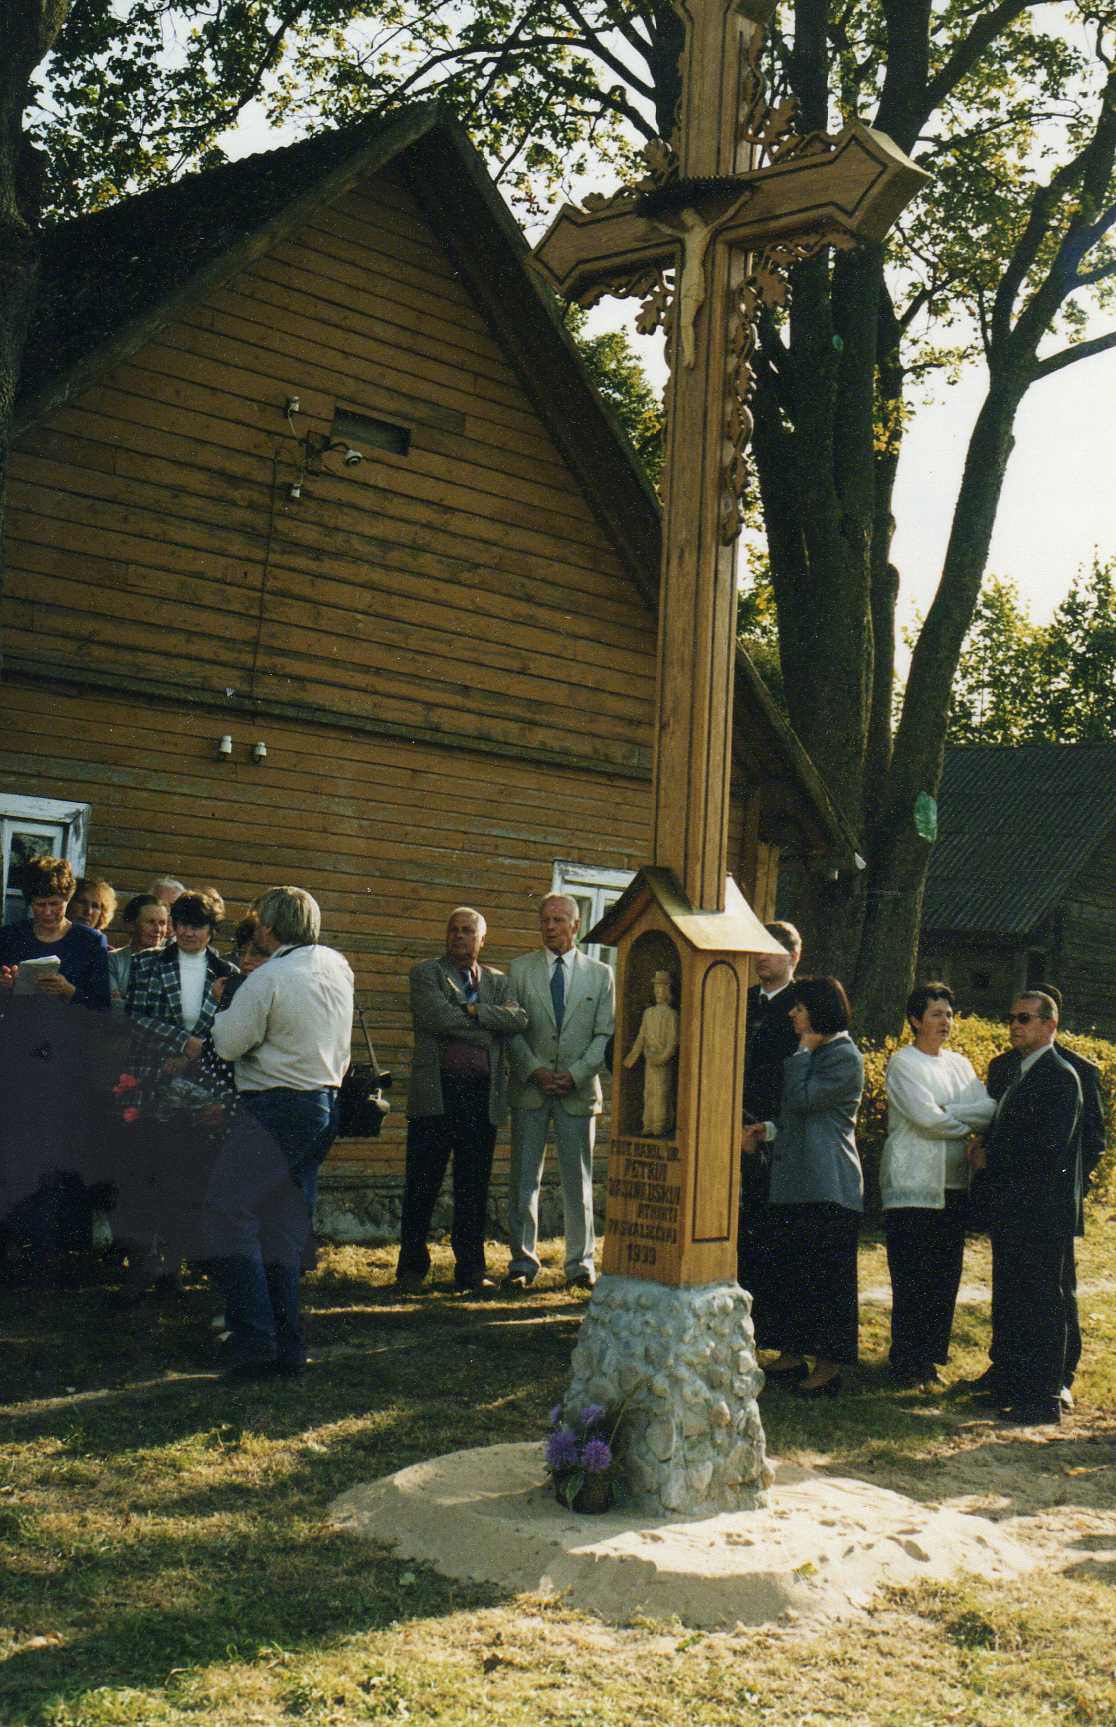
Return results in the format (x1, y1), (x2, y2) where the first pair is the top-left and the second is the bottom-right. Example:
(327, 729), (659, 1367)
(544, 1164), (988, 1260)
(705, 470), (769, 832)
(206, 1088), (338, 1368)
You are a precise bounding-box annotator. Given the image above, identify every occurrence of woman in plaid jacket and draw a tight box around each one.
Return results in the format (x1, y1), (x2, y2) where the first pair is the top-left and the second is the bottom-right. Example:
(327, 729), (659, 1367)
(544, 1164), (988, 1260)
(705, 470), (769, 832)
(120, 892), (237, 1298)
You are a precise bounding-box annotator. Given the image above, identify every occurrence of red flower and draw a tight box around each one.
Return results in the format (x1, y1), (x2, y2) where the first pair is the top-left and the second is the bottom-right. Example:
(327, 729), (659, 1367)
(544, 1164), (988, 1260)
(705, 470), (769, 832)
(112, 1072), (139, 1096)
(121, 1106), (141, 1124)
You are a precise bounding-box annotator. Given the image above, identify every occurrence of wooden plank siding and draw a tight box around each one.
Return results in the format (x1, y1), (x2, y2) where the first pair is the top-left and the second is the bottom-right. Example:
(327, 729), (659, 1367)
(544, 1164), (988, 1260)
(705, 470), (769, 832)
(1, 679), (761, 1189)
(4, 160), (658, 777)
(3, 151), (670, 1207)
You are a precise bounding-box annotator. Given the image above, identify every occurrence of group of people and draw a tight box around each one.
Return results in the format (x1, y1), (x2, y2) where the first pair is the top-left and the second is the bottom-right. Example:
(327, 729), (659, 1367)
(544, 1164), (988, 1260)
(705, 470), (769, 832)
(2, 861), (1104, 1416)
(395, 894), (614, 1295)
(739, 921), (1104, 1425)
(0, 856), (354, 1381)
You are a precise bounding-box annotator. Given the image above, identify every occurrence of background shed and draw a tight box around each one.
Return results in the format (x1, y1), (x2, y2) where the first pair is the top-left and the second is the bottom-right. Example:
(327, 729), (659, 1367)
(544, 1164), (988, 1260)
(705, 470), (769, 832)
(919, 743), (1116, 1035)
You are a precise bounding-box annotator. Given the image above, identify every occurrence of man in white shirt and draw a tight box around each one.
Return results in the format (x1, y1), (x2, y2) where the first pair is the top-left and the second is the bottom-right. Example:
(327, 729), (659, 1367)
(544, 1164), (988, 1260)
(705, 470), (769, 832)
(503, 894), (614, 1291)
(209, 885), (354, 1379)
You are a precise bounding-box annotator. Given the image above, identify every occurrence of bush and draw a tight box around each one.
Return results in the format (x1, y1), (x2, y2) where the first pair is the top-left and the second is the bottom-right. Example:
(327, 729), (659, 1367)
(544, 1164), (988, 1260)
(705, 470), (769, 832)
(856, 1015), (1116, 1217)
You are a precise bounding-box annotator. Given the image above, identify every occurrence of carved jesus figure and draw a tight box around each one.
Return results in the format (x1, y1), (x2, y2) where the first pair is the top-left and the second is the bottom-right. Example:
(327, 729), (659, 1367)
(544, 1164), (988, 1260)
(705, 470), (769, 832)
(624, 971), (680, 1137)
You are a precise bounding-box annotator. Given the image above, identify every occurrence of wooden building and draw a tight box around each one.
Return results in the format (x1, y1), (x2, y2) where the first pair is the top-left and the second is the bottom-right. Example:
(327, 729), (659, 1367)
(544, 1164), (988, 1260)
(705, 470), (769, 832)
(2, 104), (858, 1238)
(919, 744), (1116, 1036)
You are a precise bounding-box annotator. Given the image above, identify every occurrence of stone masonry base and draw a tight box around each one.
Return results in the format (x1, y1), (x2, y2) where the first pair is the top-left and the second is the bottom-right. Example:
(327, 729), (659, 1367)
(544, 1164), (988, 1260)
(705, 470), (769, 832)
(562, 1274), (771, 1517)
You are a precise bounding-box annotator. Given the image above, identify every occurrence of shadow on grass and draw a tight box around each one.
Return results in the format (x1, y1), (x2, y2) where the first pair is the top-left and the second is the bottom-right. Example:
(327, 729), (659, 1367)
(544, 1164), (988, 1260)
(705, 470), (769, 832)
(0, 1267), (578, 1721)
(0, 1514), (509, 1721)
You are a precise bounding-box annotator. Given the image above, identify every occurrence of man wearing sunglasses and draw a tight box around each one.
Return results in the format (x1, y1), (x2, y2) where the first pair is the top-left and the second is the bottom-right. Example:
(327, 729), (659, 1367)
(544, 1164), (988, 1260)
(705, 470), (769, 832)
(975, 983), (1104, 1413)
(969, 992), (1083, 1425)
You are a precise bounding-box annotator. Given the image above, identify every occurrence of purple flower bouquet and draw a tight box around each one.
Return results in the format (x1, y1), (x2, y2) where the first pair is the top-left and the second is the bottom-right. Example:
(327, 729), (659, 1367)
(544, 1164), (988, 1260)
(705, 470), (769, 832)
(544, 1400), (629, 1513)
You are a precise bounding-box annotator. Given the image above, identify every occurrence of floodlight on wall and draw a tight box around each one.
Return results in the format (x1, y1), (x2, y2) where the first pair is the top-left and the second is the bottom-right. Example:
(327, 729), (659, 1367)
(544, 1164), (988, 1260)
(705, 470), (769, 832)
(217, 735), (233, 760)
(283, 426), (364, 503)
(252, 740), (268, 764)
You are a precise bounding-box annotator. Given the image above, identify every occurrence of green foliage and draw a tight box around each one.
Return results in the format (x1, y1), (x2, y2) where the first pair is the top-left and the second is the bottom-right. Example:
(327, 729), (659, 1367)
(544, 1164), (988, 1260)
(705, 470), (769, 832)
(1035, 555), (1116, 742)
(857, 1013), (1116, 1213)
(946, 558), (1116, 745)
(563, 303), (663, 490)
(33, 0), (655, 218)
(945, 577), (1047, 745)
(736, 550), (785, 708)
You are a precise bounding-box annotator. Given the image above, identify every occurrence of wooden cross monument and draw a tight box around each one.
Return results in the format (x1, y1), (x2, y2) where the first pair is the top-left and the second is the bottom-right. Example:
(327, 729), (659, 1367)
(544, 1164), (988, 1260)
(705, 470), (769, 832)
(534, 0), (927, 1291)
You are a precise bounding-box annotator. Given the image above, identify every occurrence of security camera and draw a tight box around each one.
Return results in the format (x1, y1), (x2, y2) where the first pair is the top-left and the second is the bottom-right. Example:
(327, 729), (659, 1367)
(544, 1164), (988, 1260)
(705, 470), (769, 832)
(342, 445), (363, 466)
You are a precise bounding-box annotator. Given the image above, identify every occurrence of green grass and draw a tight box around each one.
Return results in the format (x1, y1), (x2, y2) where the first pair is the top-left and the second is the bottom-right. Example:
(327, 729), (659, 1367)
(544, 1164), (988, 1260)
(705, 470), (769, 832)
(1, 1227), (1114, 1727)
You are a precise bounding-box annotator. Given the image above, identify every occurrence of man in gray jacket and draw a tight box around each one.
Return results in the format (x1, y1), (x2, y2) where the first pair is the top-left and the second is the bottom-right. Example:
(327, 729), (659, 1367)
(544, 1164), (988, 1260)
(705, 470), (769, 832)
(395, 907), (527, 1294)
(504, 894), (615, 1290)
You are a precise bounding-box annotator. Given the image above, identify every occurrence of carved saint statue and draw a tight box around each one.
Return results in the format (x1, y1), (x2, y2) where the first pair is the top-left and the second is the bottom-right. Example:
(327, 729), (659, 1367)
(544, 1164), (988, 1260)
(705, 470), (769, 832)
(623, 970), (680, 1137)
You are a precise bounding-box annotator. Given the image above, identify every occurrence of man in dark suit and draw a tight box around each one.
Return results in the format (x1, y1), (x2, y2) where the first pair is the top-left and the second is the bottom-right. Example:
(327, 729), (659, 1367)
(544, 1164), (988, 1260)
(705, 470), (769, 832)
(971, 991), (1082, 1425)
(738, 920), (801, 1332)
(395, 907), (527, 1295)
(980, 982), (1105, 1407)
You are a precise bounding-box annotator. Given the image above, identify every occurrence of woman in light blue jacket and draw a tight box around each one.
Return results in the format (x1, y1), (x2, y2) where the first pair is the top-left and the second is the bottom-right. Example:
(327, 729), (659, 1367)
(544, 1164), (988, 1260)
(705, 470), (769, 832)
(743, 976), (864, 1399)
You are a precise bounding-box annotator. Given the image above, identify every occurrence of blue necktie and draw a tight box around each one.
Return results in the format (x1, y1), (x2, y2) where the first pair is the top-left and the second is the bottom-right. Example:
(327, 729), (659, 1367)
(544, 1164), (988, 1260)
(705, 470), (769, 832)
(550, 955), (565, 1029)
(460, 967), (478, 1006)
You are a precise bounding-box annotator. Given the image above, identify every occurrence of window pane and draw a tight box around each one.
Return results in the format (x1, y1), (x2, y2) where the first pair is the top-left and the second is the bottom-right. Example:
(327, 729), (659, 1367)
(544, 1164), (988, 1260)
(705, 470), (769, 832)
(3, 822), (66, 925)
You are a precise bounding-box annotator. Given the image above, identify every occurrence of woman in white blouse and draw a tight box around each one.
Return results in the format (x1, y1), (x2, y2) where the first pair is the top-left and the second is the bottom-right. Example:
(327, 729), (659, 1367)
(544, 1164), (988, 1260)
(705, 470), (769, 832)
(881, 982), (995, 1387)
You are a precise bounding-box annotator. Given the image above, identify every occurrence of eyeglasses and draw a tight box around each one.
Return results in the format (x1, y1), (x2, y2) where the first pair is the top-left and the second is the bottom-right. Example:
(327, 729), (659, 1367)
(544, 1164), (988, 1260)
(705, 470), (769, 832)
(1007, 1011), (1041, 1025)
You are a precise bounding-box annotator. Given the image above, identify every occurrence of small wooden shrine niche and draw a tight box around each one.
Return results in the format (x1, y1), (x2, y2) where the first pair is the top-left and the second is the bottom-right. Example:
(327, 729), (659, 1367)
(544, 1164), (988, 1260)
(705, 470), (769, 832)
(621, 936), (681, 1140)
(591, 866), (784, 1287)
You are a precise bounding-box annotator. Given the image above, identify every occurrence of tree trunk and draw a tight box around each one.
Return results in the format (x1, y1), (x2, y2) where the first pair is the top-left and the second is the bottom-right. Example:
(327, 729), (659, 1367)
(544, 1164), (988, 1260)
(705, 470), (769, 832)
(852, 372), (1029, 1035)
(0, 1), (70, 581)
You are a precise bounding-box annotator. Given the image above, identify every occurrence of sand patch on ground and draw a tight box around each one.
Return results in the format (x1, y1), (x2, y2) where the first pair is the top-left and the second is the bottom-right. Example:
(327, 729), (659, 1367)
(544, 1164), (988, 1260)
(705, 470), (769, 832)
(329, 1442), (1037, 1630)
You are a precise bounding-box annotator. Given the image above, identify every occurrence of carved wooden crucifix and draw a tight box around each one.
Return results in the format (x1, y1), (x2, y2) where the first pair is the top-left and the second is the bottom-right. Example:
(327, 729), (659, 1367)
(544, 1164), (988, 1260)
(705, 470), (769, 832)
(533, 0), (927, 914)
(538, 3), (926, 1299)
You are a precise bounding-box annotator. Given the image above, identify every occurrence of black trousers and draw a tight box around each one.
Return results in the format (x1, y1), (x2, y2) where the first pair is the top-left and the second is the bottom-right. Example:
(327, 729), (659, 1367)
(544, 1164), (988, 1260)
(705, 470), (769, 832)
(738, 1156), (779, 1346)
(884, 1191), (968, 1374)
(763, 1202), (860, 1365)
(397, 1075), (495, 1285)
(990, 1217), (1072, 1404)
(1064, 1242), (1082, 1387)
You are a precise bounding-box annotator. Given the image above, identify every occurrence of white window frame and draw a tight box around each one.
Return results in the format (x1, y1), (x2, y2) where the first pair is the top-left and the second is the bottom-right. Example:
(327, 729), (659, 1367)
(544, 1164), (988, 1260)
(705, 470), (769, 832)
(2, 795), (91, 925)
(550, 860), (635, 964)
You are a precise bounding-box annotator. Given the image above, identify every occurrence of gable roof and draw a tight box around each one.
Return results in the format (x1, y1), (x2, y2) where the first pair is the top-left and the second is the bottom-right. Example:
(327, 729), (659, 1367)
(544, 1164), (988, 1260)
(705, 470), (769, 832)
(16, 103), (858, 871)
(922, 744), (1116, 936)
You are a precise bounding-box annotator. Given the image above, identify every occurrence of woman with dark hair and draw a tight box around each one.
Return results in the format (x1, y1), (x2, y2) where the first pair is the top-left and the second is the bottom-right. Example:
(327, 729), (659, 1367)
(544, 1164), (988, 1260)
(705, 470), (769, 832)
(881, 982), (995, 1386)
(743, 975), (864, 1398)
(107, 894), (170, 1012)
(0, 858), (112, 1274)
(0, 856), (111, 1011)
(120, 892), (237, 1298)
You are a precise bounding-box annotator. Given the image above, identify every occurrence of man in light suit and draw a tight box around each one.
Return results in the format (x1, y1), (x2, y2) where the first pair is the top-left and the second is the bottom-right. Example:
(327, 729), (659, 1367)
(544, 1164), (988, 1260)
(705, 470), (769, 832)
(504, 893), (615, 1290)
(395, 907), (527, 1295)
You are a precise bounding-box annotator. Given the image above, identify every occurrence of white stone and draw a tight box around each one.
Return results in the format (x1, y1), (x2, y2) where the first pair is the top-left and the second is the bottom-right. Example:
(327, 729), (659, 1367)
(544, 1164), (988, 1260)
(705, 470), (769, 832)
(562, 1275), (768, 1516)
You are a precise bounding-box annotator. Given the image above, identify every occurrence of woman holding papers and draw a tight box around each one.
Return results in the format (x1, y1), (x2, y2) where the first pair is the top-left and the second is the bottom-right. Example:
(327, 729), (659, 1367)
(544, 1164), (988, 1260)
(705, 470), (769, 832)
(0, 855), (111, 1011)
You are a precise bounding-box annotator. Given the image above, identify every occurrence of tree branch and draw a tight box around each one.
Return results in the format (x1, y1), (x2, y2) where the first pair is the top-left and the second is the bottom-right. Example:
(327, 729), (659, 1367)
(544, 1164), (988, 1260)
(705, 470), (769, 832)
(923, 1), (1059, 124)
(1032, 326), (1116, 377)
(553, 0), (657, 99)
